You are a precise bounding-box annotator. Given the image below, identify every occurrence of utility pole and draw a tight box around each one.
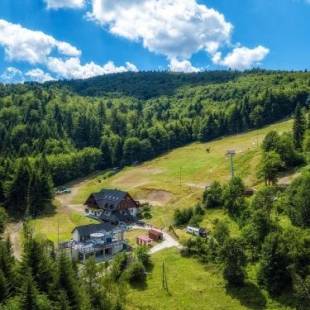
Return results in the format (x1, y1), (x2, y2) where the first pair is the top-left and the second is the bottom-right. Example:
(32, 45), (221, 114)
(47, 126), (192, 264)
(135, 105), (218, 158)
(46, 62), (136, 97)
(162, 260), (169, 294)
(226, 150), (236, 178)
(179, 167), (182, 187)
(57, 217), (60, 252)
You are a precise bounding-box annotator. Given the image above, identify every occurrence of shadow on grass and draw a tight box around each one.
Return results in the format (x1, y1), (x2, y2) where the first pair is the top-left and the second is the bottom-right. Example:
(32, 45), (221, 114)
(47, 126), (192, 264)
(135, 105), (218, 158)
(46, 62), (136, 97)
(226, 281), (267, 310)
(129, 262), (154, 291)
(272, 290), (300, 310)
(129, 279), (148, 291)
(7, 203), (57, 221)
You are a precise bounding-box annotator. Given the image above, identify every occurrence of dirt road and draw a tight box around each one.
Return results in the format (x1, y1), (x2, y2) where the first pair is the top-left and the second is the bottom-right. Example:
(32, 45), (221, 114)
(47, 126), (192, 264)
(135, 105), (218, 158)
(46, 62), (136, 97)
(5, 221), (23, 259)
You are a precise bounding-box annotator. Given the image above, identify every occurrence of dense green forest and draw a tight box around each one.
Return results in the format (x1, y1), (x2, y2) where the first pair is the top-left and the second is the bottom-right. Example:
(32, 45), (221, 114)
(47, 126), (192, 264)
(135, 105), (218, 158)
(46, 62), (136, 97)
(0, 70), (309, 216)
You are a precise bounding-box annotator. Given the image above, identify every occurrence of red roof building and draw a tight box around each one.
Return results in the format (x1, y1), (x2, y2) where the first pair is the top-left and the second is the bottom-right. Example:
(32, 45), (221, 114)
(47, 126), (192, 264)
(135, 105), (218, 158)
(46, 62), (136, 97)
(136, 235), (153, 247)
(148, 228), (163, 241)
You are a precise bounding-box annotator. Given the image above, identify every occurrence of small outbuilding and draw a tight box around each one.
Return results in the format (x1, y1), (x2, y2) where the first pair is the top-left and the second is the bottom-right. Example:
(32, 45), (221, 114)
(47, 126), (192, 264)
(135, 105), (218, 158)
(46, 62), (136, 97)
(136, 235), (153, 247)
(148, 228), (163, 241)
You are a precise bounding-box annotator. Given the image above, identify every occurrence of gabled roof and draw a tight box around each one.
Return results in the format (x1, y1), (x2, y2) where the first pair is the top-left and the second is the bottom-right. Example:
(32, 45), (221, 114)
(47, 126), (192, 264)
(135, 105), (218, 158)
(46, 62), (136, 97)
(90, 189), (128, 210)
(72, 223), (115, 237)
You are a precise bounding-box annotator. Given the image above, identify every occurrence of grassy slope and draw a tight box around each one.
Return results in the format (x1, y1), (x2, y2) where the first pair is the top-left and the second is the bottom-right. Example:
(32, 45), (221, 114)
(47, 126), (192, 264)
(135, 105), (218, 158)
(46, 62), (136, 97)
(73, 119), (293, 230)
(126, 248), (291, 310)
(31, 201), (97, 243)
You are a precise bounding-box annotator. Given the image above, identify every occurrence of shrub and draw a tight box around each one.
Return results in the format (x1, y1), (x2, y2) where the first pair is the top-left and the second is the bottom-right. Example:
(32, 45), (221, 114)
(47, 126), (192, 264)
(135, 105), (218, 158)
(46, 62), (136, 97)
(125, 261), (146, 284)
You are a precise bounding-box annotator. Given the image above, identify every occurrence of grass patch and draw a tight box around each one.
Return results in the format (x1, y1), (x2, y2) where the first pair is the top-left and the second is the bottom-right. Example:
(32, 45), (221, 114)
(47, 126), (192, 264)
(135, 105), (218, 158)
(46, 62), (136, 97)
(126, 248), (294, 310)
(31, 201), (97, 243)
(125, 229), (148, 248)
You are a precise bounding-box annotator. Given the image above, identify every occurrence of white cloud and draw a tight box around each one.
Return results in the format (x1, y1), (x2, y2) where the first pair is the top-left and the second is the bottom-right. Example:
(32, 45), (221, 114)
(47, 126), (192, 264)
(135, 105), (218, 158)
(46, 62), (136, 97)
(89, 0), (233, 60)
(213, 45), (270, 70)
(169, 58), (201, 73)
(0, 19), (138, 82)
(46, 57), (138, 79)
(0, 67), (24, 84)
(88, 0), (269, 69)
(45, 0), (85, 9)
(25, 68), (55, 83)
(0, 19), (81, 64)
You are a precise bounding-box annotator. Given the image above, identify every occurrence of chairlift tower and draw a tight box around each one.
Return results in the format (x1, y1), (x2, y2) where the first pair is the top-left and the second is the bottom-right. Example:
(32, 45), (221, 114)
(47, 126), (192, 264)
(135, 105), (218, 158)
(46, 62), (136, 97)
(226, 150), (236, 178)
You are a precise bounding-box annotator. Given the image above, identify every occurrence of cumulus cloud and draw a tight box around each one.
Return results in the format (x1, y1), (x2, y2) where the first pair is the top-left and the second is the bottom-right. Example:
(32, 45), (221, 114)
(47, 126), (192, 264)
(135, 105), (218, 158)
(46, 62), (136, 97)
(87, 0), (269, 70)
(45, 0), (85, 9)
(25, 68), (55, 82)
(89, 0), (232, 60)
(0, 67), (24, 84)
(0, 19), (138, 82)
(0, 19), (80, 64)
(46, 57), (138, 79)
(213, 45), (270, 70)
(169, 58), (201, 73)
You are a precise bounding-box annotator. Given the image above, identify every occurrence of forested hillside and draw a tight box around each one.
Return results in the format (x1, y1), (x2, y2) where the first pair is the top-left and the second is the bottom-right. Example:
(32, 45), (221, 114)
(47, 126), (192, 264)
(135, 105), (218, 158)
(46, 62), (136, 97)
(0, 70), (309, 216)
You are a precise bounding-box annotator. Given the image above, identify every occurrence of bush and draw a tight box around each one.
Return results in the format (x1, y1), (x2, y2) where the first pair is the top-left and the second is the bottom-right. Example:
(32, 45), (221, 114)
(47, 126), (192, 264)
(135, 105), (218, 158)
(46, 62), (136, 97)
(203, 181), (223, 208)
(125, 261), (146, 284)
(111, 253), (128, 282)
(135, 246), (151, 268)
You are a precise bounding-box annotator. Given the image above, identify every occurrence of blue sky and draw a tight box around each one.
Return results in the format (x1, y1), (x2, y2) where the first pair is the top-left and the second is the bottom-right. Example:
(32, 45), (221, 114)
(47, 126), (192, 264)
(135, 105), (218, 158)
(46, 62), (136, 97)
(0, 0), (309, 83)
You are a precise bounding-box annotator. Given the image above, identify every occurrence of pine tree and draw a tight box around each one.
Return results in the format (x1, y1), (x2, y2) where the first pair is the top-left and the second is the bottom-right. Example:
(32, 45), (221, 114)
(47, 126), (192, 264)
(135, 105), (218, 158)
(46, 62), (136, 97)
(0, 269), (9, 302)
(20, 270), (40, 310)
(293, 104), (306, 149)
(4, 158), (32, 216)
(29, 156), (53, 217)
(0, 239), (16, 296)
(55, 252), (87, 310)
(22, 235), (56, 295)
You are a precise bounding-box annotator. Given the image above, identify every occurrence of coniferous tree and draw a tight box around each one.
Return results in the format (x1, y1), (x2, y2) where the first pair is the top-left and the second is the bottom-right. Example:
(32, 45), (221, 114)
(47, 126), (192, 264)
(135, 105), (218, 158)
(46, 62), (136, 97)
(0, 239), (16, 296)
(22, 235), (55, 295)
(29, 156), (53, 217)
(4, 158), (32, 216)
(293, 104), (306, 149)
(20, 270), (51, 310)
(55, 252), (89, 310)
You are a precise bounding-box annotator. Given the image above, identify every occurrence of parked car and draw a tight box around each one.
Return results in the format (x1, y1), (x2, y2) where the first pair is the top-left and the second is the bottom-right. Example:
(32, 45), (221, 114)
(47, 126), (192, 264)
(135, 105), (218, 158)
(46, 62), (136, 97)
(55, 187), (71, 195)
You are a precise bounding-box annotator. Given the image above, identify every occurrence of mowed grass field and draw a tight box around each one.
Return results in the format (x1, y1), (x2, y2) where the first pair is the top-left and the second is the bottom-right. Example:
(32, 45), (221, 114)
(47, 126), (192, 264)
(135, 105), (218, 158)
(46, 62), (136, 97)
(73, 119), (293, 228)
(125, 248), (292, 310)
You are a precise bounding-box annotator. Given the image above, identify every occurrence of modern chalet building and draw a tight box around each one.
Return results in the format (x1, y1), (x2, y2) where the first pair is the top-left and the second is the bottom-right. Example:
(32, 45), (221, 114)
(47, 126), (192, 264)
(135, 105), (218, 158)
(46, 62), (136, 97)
(84, 189), (140, 224)
(70, 223), (126, 261)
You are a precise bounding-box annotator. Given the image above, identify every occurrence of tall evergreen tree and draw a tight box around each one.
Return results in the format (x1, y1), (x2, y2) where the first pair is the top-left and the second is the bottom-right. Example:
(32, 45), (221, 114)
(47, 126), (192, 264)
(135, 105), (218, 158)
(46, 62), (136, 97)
(4, 158), (32, 216)
(29, 156), (54, 217)
(55, 252), (89, 310)
(293, 104), (306, 149)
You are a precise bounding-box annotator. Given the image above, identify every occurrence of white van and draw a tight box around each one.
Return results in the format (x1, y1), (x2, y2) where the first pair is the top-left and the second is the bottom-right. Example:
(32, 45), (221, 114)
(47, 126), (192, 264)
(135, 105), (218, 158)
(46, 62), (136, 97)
(186, 226), (207, 237)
